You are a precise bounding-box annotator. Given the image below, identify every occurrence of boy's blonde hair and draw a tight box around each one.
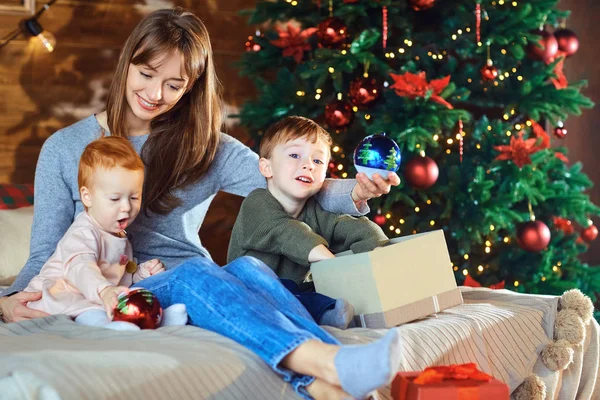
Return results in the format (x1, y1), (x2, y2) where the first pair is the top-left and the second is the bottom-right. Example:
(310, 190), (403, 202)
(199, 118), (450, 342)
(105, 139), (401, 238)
(78, 136), (144, 190)
(260, 116), (333, 159)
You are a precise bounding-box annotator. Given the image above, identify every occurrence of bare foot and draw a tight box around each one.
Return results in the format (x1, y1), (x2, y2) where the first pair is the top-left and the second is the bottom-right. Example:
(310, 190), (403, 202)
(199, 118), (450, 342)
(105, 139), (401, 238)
(306, 378), (353, 400)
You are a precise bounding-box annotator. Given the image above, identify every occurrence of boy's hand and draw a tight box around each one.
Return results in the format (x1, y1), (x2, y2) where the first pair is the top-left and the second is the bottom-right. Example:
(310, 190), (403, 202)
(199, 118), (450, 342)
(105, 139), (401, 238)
(352, 172), (400, 202)
(139, 259), (165, 276)
(99, 285), (130, 319)
(308, 244), (335, 263)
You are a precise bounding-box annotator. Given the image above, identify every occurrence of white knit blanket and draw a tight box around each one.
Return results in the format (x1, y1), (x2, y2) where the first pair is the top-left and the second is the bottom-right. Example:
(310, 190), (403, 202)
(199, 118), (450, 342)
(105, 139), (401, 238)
(0, 287), (597, 399)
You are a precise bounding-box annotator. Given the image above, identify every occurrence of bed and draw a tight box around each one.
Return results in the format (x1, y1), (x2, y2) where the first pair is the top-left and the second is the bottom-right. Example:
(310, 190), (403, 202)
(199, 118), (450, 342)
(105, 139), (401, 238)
(0, 185), (598, 399)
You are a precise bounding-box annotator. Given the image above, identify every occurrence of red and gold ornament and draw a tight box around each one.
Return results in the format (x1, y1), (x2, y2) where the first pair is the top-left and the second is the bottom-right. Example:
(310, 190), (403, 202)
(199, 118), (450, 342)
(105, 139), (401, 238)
(317, 17), (349, 48)
(480, 59), (498, 81)
(582, 224), (598, 242)
(404, 156), (439, 189)
(517, 220), (551, 252)
(554, 121), (567, 139)
(349, 77), (380, 107)
(324, 100), (354, 129)
(113, 288), (163, 329)
(554, 28), (579, 57)
(527, 28), (558, 63)
(409, 0), (435, 11)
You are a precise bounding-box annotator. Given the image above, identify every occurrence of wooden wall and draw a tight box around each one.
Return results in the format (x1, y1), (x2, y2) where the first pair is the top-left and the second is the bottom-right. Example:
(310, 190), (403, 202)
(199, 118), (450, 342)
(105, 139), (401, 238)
(1, 0), (598, 265)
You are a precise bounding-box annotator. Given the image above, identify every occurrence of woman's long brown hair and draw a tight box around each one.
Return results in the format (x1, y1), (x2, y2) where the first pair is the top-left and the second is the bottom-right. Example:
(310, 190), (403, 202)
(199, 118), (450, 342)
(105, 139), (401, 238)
(106, 8), (222, 215)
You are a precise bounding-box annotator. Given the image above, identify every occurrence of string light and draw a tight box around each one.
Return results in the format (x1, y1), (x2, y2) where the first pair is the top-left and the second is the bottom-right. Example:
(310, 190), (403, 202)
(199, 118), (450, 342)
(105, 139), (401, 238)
(415, 207), (420, 212)
(478, 265), (484, 272)
(464, 254), (469, 260)
(0, 0), (58, 52)
(462, 269), (469, 276)
(399, 219), (405, 224)
(514, 280), (519, 287)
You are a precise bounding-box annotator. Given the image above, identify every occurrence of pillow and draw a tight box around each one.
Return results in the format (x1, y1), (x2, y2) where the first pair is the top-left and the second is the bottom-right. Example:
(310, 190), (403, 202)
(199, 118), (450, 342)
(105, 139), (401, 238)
(0, 207), (34, 285)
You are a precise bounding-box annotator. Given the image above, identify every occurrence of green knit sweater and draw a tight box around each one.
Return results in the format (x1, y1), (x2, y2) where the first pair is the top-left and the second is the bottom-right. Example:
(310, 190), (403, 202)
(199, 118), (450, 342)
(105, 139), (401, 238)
(227, 188), (389, 284)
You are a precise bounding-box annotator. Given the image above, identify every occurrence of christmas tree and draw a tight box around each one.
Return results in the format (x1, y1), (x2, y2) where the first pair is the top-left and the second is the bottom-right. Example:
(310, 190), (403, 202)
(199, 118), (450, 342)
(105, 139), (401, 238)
(237, 0), (600, 319)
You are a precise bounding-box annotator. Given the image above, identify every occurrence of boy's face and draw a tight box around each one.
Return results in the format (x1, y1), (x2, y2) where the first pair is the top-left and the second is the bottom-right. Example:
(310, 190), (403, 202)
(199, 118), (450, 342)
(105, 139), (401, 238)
(260, 136), (329, 202)
(80, 166), (144, 235)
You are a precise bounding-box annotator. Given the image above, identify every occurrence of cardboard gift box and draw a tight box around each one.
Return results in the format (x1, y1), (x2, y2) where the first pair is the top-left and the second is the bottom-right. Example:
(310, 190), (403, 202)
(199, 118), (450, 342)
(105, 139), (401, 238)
(310, 229), (462, 328)
(391, 364), (509, 400)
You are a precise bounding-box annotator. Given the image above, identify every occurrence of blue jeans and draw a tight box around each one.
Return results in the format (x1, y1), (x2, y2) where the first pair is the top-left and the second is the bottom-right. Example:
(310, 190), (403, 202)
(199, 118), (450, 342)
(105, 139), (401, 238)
(137, 256), (340, 398)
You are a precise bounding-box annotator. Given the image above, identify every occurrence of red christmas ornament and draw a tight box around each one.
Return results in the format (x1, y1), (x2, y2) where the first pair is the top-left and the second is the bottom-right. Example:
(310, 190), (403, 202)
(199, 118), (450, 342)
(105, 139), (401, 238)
(244, 35), (261, 52)
(317, 18), (350, 48)
(552, 216), (574, 235)
(582, 224), (598, 242)
(554, 28), (579, 57)
(409, 0), (435, 11)
(553, 122), (567, 139)
(324, 100), (354, 129)
(480, 59), (499, 81)
(113, 288), (163, 329)
(349, 77), (380, 107)
(374, 214), (386, 226)
(404, 156), (439, 189)
(517, 221), (551, 252)
(527, 29), (558, 63)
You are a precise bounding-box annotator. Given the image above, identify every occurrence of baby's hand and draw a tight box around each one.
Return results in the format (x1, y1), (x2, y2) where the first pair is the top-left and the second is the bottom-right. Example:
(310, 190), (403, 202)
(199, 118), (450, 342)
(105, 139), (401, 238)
(140, 259), (165, 276)
(99, 285), (130, 319)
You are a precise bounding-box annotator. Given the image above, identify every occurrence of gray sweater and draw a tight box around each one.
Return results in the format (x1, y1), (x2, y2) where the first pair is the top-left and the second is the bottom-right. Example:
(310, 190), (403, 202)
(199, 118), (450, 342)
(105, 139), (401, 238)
(3, 115), (366, 296)
(228, 189), (389, 284)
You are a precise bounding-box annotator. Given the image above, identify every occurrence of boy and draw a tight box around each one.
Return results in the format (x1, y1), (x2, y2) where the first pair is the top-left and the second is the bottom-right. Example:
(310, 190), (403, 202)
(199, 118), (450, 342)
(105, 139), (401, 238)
(24, 136), (186, 330)
(228, 116), (388, 329)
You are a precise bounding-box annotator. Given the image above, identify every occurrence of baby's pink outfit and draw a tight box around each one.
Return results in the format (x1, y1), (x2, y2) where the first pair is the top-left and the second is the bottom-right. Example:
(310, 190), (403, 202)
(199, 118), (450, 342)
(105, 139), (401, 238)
(25, 211), (147, 317)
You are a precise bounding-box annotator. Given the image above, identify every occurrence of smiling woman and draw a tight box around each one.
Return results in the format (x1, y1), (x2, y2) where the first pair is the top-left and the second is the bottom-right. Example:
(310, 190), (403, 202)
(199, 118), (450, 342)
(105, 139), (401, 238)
(126, 56), (189, 132)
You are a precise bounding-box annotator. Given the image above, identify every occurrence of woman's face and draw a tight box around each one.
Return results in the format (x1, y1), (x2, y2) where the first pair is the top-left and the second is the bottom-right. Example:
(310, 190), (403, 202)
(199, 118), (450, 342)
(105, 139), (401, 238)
(125, 51), (190, 129)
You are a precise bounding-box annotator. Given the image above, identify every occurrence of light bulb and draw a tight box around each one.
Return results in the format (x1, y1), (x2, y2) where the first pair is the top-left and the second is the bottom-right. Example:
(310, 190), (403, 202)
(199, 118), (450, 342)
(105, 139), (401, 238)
(37, 30), (56, 52)
(24, 18), (56, 52)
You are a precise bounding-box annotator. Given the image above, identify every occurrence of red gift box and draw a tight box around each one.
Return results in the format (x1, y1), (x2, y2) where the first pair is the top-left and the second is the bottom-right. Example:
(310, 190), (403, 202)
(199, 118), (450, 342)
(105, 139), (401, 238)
(391, 363), (509, 400)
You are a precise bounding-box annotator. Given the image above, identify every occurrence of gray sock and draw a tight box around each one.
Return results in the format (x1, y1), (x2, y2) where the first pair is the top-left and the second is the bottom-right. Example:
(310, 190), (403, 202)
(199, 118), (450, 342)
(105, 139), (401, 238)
(319, 299), (354, 329)
(334, 329), (401, 400)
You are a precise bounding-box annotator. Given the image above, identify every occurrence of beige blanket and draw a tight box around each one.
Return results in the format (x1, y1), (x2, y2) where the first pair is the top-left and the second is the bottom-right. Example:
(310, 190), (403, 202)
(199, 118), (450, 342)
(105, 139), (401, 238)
(0, 288), (597, 399)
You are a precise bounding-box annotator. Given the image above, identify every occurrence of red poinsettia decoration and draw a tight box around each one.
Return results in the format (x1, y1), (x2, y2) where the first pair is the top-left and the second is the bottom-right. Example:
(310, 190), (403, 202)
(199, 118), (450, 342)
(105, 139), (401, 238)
(530, 120), (550, 149)
(270, 23), (317, 63)
(553, 216), (575, 235)
(494, 131), (541, 168)
(554, 152), (569, 163)
(389, 71), (453, 109)
(548, 51), (569, 90)
(463, 275), (505, 290)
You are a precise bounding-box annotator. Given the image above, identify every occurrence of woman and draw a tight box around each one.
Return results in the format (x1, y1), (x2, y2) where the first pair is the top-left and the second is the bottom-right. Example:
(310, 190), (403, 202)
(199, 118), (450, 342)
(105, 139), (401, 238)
(0, 8), (401, 400)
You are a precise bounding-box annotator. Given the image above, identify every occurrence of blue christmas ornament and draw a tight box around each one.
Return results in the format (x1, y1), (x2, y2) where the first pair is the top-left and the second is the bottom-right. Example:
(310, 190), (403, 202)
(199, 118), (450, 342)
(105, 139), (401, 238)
(353, 133), (401, 179)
